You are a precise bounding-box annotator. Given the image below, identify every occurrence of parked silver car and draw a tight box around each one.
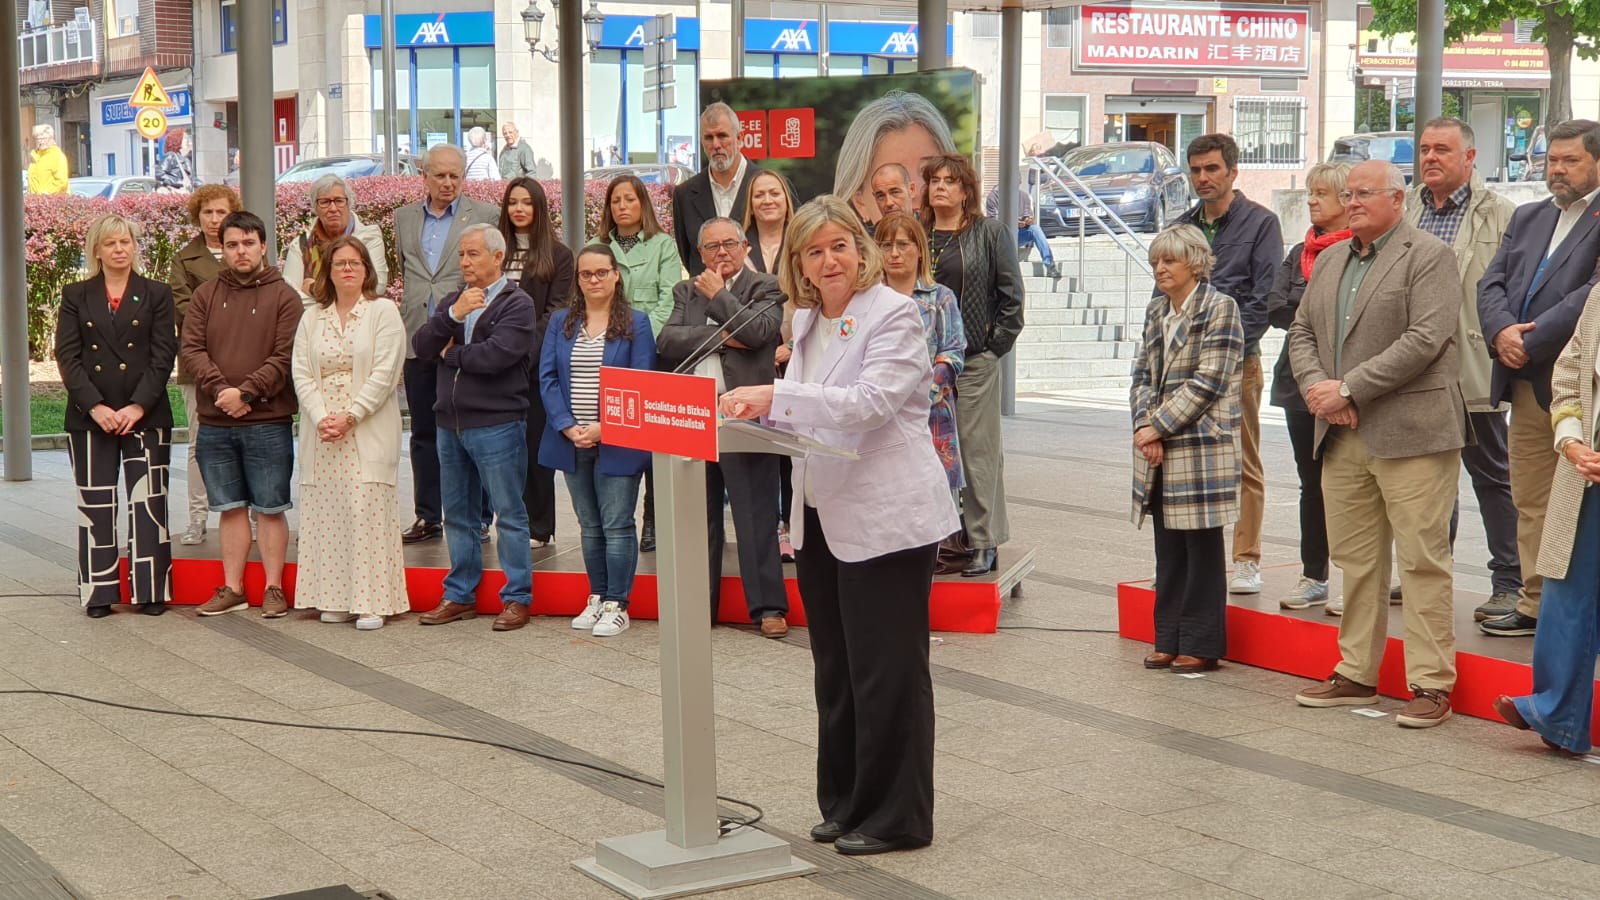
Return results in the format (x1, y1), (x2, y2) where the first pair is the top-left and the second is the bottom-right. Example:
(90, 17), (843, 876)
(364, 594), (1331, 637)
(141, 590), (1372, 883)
(1038, 142), (1193, 236)
(68, 176), (160, 199)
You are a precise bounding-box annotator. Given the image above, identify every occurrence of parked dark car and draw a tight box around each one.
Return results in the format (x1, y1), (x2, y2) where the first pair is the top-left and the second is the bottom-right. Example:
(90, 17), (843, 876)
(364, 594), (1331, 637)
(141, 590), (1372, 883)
(1328, 132), (1415, 183)
(585, 163), (694, 186)
(68, 176), (160, 199)
(277, 153), (421, 183)
(1515, 126), (1547, 183)
(1037, 142), (1192, 236)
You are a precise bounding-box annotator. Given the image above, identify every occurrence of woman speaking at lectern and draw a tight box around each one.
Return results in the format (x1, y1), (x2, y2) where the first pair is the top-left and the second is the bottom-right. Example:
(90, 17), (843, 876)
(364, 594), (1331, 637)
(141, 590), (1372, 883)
(720, 196), (958, 856)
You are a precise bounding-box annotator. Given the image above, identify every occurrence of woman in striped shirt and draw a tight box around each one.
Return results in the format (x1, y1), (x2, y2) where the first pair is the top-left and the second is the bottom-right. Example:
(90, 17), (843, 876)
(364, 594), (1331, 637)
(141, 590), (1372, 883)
(537, 245), (657, 637)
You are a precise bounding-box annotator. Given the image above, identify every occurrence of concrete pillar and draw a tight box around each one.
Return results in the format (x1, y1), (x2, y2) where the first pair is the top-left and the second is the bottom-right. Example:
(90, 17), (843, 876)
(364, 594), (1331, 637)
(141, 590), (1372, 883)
(998, 5), (1020, 417)
(559, 0), (585, 252)
(1415, 0), (1443, 132)
(1, 5), (31, 478)
(238, 0), (277, 262)
(917, 0), (948, 69)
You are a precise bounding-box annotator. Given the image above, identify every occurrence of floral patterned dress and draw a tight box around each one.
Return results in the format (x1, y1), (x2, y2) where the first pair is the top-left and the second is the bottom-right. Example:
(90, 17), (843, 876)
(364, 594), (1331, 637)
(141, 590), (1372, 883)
(910, 281), (967, 489)
(294, 304), (409, 616)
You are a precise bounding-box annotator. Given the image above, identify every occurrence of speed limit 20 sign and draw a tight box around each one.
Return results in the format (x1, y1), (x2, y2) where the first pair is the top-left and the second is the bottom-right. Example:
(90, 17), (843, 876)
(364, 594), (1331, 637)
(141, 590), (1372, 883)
(135, 108), (168, 141)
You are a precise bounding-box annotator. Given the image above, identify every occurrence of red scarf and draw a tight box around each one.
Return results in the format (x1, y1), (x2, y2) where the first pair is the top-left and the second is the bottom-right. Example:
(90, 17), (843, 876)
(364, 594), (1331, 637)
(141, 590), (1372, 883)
(1300, 226), (1353, 280)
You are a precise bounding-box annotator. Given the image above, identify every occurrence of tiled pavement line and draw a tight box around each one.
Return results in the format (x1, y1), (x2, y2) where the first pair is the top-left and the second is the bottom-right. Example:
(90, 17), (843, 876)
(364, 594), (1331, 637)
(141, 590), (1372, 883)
(776, 630), (1600, 866)
(0, 824), (85, 899)
(198, 614), (954, 900)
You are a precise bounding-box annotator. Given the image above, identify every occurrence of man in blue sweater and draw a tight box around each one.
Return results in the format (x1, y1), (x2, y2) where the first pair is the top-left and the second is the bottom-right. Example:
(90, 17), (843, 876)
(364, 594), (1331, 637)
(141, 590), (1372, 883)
(412, 224), (539, 632)
(1174, 133), (1284, 595)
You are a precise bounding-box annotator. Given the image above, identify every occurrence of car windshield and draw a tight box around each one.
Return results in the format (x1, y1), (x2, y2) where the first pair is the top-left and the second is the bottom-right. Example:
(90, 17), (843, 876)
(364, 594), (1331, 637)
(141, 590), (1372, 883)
(1332, 137), (1414, 165)
(1061, 148), (1156, 177)
(68, 180), (112, 198)
(278, 158), (379, 183)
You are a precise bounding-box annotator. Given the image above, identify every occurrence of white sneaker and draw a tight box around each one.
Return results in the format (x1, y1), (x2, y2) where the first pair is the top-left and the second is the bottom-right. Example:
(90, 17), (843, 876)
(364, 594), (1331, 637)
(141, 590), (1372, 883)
(571, 594), (604, 630)
(320, 611), (357, 624)
(355, 615), (384, 631)
(1280, 577), (1329, 610)
(591, 601), (629, 637)
(530, 537), (549, 549)
(1326, 594), (1344, 616)
(180, 523), (206, 546)
(1228, 561), (1262, 594)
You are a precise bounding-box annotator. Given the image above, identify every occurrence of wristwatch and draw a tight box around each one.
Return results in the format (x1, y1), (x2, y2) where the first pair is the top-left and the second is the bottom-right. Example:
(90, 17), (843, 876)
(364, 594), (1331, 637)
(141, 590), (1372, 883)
(1337, 382), (1351, 399)
(238, 390), (257, 405)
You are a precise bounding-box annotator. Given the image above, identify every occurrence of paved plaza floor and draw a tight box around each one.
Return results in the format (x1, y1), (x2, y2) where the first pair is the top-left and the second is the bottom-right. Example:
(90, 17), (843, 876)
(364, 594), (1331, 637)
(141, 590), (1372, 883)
(3, 394), (1599, 899)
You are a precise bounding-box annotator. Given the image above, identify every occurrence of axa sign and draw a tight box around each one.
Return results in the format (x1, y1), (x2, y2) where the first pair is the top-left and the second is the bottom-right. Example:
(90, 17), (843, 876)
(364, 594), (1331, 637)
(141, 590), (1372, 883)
(412, 19), (449, 43)
(771, 26), (812, 52)
(881, 28), (917, 54)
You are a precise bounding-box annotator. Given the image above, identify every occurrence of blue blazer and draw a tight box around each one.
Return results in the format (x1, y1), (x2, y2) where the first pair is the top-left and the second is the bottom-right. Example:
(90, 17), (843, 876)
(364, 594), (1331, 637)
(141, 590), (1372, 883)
(1477, 192), (1600, 408)
(538, 308), (657, 476)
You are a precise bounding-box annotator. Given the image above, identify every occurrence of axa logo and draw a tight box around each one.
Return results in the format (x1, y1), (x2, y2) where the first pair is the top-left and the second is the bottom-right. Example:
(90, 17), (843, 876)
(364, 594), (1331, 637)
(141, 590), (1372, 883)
(772, 26), (812, 51)
(881, 28), (917, 54)
(412, 18), (449, 44)
(626, 25), (646, 46)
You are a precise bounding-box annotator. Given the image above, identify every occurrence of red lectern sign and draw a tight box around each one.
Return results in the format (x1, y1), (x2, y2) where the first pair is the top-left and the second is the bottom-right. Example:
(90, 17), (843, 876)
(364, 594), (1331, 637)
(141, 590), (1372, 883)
(599, 367), (720, 462)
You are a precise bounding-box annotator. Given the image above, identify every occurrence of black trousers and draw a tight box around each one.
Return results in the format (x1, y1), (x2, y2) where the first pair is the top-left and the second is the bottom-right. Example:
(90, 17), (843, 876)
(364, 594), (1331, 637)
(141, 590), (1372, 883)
(523, 382), (557, 542)
(1456, 410), (1522, 595)
(778, 456), (793, 529)
(68, 429), (172, 608)
(405, 356), (492, 528)
(706, 453), (787, 622)
(1150, 478), (1227, 659)
(1284, 408), (1330, 582)
(797, 505), (937, 843)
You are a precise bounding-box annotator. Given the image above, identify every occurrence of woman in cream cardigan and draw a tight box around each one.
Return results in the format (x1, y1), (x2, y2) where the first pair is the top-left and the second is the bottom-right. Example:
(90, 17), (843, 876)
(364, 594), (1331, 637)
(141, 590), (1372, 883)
(291, 235), (410, 629)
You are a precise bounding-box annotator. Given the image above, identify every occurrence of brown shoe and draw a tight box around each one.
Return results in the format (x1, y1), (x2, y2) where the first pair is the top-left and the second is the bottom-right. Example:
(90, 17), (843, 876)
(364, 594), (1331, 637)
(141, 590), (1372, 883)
(419, 600), (477, 625)
(1143, 652), (1176, 669)
(197, 586), (247, 617)
(1295, 673), (1378, 707)
(1494, 695), (1530, 730)
(1171, 655), (1218, 673)
(760, 615), (789, 638)
(493, 602), (530, 632)
(260, 586), (289, 619)
(1397, 686), (1452, 728)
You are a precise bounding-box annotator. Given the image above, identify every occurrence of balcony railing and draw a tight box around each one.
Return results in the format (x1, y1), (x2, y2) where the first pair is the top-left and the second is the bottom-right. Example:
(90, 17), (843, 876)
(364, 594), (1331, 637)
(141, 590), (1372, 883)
(19, 19), (98, 71)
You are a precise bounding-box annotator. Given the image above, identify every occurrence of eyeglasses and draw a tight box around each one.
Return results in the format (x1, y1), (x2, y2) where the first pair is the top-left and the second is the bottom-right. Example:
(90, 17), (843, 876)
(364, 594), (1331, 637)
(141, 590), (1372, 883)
(877, 240), (917, 255)
(330, 260), (365, 270)
(577, 269), (615, 282)
(316, 197), (349, 208)
(1337, 188), (1401, 204)
(699, 239), (744, 254)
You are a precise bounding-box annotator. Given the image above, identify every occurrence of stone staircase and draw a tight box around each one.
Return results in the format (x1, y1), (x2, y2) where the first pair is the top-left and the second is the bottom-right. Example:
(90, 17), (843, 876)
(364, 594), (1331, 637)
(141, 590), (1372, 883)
(1013, 238), (1153, 392)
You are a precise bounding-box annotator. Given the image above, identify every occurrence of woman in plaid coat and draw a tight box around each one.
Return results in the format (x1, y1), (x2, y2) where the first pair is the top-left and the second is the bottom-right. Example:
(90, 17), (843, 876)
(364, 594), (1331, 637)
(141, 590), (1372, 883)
(1130, 225), (1244, 673)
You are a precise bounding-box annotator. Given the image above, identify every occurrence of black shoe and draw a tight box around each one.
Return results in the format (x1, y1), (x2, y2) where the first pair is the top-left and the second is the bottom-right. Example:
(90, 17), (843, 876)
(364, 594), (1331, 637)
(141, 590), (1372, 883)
(834, 832), (929, 855)
(961, 548), (997, 577)
(479, 523), (492, 543)
(140, 602), (167, 616)
(1389, 585), (1403, 601)
(401, 519), (442, 543)
(640, 520), (656, 553)
(810, 821), (847, 843)
(86, 605), (113, 619)
(1481, 610), (1538, 637)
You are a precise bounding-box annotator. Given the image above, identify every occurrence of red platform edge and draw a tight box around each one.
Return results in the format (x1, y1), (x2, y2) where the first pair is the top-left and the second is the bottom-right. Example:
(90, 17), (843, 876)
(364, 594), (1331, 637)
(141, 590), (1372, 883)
(149, 559), (1005, 633)
(1117, 581), (1600, 742)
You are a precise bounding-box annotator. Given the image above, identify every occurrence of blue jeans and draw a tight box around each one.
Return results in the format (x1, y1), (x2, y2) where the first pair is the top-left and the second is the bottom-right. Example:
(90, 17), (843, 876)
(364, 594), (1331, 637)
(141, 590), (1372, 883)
(195, 422), (294, 513)
(1017, 222), (1055, 266)
(1514, 486), (1600, 754)
(564, 447), (643, 605)
(438, 422), (532, 607)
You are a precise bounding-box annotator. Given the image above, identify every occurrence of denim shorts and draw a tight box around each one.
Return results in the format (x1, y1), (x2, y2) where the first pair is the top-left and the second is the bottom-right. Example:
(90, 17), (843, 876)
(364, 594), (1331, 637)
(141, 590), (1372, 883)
(195, 422), (295, 514)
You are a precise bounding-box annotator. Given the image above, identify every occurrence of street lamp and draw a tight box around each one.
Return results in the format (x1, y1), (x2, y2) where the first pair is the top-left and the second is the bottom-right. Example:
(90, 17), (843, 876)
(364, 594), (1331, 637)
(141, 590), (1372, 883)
(522, 0), (605, 63)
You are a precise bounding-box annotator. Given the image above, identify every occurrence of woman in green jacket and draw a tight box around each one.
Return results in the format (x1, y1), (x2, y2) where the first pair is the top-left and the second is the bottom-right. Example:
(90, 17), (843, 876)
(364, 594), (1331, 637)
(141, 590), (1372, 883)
(593, 174), (682, 551)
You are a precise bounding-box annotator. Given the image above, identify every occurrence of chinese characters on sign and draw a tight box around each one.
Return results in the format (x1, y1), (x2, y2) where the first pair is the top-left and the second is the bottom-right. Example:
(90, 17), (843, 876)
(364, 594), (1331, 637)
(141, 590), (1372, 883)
(1075, 3), (1312, 74)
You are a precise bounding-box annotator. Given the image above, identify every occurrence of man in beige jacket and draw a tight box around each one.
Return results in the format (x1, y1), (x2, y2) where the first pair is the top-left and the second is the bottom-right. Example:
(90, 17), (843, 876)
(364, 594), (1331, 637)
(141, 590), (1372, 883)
(1404, 117), (1520, 620)
(1287, 160), (1468, 728)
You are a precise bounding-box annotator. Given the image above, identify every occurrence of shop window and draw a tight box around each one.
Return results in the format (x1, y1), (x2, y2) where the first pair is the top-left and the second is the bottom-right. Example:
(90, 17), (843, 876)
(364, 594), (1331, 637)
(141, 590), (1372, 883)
(971, 13), (999, 40)
(1044, 9), (1071, 48)
(369, 45), (496, 155)
(1043, 95), (1087, 146)
(1235, 97), (1305, 168)
(105, 0), (139, 37)
(221, 0), (288, 53)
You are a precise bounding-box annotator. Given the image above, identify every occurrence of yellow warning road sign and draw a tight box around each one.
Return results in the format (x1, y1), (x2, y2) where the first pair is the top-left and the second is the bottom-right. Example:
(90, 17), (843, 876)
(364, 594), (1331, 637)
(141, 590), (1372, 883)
(129, 67), (171, 108)
(135, 108), (168, 141)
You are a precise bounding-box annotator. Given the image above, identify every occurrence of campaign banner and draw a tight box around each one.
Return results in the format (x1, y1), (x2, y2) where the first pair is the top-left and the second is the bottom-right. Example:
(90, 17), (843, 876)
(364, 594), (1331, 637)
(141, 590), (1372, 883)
(701, 68), (980, 224)
(1075, 3), (1311, 74)
(599, 368), (720, 462)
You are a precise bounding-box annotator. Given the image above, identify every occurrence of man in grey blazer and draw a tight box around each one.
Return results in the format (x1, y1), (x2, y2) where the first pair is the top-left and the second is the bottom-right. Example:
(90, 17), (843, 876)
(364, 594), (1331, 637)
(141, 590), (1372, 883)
(1287, 160), (1468, 728)
(655, 218), (789, 636)
(392, 143), (501, 543)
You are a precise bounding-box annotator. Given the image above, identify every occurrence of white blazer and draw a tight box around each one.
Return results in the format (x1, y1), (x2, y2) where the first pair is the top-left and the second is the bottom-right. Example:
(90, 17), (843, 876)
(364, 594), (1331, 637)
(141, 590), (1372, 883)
(769, 283), (960, 562)
(291, 298), (406, 486)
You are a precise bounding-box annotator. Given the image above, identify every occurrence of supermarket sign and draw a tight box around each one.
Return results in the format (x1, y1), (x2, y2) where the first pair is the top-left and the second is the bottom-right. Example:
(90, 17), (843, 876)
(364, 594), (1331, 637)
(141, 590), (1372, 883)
(1075, 3), (1311, 74)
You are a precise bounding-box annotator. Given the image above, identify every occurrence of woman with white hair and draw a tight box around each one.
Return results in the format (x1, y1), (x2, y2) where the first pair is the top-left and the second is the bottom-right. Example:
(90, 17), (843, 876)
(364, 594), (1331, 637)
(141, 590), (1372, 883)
(464, 126), (497, 180)
(832, 91), (958, 224)
(1130, 224), (1244, 674)
(283, 173), (390, 306)
(27, 123), (69, 194)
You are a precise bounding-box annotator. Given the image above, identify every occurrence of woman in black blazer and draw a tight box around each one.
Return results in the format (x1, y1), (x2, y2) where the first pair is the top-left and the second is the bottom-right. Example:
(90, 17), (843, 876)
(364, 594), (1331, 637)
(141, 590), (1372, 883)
(498, 176), (575, 547)
(741, 169), (796, 275)
(53, 213), (177, 617)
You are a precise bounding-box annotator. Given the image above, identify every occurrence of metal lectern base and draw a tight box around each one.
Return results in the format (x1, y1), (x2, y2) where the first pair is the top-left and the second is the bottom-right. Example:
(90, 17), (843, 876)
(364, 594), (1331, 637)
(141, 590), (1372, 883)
(573, 828), (814, 899)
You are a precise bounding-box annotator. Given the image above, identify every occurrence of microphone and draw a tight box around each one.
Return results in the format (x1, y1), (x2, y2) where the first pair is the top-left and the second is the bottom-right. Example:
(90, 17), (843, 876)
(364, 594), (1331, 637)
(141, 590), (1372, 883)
(670, 287), (771, 376)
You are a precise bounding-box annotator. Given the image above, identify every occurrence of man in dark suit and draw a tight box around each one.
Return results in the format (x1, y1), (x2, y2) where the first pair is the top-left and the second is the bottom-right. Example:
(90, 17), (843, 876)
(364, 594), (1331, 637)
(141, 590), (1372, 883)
(672, 102), (761, 276)
(1476, 118), (1600, 638)
(655, 217), (789, 636)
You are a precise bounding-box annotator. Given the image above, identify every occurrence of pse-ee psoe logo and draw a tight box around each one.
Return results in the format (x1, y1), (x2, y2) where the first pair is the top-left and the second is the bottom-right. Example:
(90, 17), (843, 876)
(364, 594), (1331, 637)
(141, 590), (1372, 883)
(603, 388), (643, 429)
(735, 109), (815, 161)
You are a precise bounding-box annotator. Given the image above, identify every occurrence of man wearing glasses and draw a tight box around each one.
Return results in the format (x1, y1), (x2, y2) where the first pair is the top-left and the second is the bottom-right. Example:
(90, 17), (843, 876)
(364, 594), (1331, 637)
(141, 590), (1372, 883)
(282, 174), (389, 306)
(655, 218), (789, 635)
(1287, 160), (1467, 728)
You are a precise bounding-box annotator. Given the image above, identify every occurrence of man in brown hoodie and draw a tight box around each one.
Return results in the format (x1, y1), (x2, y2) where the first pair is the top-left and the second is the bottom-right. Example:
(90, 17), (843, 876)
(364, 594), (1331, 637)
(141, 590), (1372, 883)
(179, 211), (302, 618)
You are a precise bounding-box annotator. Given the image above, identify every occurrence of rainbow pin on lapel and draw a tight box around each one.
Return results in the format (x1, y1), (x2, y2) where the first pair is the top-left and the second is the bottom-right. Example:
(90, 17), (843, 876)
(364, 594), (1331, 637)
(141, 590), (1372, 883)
(839, 316), (858, 340)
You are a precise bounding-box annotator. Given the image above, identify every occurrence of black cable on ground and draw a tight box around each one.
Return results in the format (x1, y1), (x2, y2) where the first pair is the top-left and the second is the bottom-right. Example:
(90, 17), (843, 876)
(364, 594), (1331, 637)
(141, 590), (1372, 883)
(0, 688), (764, 833)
